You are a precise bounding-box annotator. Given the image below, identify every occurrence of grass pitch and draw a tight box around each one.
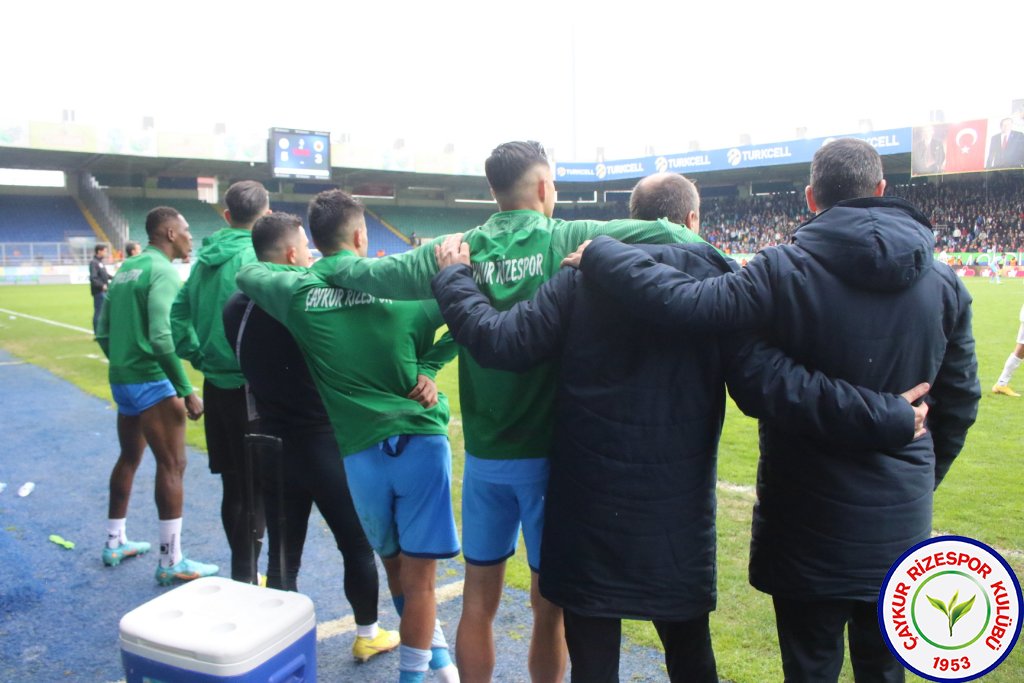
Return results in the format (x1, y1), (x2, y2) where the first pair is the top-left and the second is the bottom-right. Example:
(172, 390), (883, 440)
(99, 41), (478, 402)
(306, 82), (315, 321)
(0, 279), (1020, 682)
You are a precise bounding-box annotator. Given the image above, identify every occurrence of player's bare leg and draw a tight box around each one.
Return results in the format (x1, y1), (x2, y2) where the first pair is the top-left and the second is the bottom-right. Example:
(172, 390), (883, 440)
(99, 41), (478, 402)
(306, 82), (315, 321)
(529, 570), (567, 683)
(107, 413), (147, 519)
(456, 562), (505, 682)
(140, 396), (188, 519)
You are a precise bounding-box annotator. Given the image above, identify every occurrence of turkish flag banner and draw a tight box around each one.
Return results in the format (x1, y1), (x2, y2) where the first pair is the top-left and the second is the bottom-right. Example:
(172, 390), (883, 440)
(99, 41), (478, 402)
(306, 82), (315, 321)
(944, 120), (988, 173)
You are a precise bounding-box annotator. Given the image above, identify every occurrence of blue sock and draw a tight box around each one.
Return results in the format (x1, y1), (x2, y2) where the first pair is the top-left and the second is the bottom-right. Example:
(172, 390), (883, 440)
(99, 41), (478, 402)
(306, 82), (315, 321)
(429, 618), (453, 669)
(430, 646), (453, 669)
(392, 594), (405, 617)
(398, 671), (426, 683)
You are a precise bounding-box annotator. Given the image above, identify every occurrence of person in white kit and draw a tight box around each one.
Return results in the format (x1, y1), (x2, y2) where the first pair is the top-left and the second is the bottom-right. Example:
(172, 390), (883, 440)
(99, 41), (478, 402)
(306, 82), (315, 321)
(992, 303), (1024, 396)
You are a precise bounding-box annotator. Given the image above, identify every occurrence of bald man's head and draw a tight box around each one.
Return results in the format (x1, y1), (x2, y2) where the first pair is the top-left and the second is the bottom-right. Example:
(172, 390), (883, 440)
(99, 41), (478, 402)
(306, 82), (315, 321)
(630, 173), (700, 229)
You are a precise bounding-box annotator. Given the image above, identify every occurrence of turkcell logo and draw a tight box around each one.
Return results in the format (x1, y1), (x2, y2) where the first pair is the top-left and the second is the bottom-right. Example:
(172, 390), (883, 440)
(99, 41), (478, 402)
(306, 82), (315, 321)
(595, 163), (607, 179)
(657, 155), (712, 172)
(727, 148), (742, 166)
(554, 165), (596, 178)
(878, 536), (1021, 681)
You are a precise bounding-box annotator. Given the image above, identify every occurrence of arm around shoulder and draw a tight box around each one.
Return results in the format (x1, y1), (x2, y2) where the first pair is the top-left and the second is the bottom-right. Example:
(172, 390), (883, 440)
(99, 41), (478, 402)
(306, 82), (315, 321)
(579, 235), (773, 332)
(431, 264), (571, 372)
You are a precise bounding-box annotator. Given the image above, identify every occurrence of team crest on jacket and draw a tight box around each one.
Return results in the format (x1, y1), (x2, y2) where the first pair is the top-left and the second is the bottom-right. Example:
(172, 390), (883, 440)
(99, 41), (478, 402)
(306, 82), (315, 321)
(878, 536), (1021, 680)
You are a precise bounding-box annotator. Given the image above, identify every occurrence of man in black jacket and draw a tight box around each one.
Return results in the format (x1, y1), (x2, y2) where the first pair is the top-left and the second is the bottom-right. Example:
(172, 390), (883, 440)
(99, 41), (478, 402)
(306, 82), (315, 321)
(89, 243), (113, 333)
(573, 140), (981, 682)
(222, 214), (401, 663)
(431, 172), (930, 683)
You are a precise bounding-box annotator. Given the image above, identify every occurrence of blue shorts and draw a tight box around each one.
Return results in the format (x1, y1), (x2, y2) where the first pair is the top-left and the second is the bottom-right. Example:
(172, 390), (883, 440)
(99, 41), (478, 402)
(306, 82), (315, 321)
(111, 380), (177, 416)
(343, 434), (459, 560)
(462, 454), (548, 571)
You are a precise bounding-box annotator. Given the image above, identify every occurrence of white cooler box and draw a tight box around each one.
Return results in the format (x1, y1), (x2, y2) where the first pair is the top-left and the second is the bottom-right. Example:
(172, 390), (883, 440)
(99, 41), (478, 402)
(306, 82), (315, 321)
(119, 576), (316, 682)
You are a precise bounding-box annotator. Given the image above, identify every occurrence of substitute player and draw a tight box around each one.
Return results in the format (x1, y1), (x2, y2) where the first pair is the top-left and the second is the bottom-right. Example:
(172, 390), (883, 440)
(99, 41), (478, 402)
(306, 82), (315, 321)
(313, 140), (704, 682)
(171, 180), (270, 583)
(96, 206), (218, 585)
(236, 199), (459, 683)
(223, 219), (400, 662)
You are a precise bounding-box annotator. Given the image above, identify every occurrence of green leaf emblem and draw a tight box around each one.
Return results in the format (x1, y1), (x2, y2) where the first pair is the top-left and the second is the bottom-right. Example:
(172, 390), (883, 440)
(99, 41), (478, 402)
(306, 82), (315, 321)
(927, 590), (976, 637)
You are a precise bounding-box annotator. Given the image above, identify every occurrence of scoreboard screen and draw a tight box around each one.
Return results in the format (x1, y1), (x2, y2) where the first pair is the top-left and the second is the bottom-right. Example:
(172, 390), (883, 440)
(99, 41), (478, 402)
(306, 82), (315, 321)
(269, 128), (331, 179)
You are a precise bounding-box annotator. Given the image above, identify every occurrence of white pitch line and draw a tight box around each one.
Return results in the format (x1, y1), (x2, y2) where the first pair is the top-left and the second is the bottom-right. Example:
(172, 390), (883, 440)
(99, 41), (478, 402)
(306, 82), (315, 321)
(0, 307), (92, 335)
(103, 579), (466, 682)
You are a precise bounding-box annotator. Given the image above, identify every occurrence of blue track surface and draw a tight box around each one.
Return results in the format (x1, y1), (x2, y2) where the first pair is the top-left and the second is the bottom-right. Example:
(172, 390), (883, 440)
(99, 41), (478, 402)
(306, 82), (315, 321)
(0, 349), (669, 681)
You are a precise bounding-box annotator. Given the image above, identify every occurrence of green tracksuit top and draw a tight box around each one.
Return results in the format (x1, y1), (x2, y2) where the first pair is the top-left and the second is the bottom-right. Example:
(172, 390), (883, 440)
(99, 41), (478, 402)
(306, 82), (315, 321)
(171, 227), (257, 389)
(320, 209), (704, 460)
(235, 251), (457, 457)
(95, 246), (193, 397)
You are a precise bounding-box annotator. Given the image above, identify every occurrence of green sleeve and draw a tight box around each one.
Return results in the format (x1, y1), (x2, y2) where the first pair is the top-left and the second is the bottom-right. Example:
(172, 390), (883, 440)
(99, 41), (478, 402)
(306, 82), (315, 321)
(235, 263), (304, 324)
(149, 268), (192, 396)
(155, 352), (194, 397)
(321, 240), (443, 300)
(96, 296), (110, 357)
(170, 280), (203, 369)
(552, 218), (705, 254)
(418, 330), (457, 379)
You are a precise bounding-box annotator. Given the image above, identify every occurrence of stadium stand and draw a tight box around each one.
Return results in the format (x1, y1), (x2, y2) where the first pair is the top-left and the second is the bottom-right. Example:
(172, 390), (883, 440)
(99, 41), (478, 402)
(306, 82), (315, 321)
(554, 177), (1024, 256)
(372, 206), (494, 240)
(0, 194), (94, 242)
(113, 198), (225, 244)
(3, 177), (1020, 267)
(0, 194), (97, 264)
(271, 201), (412, 257)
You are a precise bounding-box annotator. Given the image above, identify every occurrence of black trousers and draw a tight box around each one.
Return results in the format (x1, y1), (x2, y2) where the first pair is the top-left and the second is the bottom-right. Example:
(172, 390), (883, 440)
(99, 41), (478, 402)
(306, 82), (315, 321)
(773, 596), (905, 683)
(260, 429), (378, 626)
(203, 381), (265, 582)
(92, 292), (105, 333)
(563, 609), (717, 683)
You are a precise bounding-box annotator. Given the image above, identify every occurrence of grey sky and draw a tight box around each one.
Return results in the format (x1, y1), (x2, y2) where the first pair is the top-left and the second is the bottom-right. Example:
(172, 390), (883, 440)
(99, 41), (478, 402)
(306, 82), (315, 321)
(5, 1), (1019, 165)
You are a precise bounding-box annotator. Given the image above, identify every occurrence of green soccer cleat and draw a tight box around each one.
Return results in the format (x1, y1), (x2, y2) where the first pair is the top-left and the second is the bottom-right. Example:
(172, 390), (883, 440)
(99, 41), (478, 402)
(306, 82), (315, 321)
(155, 557), (220, 586)
(102, 540), (151, 566)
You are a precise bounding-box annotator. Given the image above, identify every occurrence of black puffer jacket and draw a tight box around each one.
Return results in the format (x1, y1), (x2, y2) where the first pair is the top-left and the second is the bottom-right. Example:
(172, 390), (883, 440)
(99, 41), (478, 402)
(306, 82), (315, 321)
(581, 197), (981, 601)
(433, 241), (916, 619)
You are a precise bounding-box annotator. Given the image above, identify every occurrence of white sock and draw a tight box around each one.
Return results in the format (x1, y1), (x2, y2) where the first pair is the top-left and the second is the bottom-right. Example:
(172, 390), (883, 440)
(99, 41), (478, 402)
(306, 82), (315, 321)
(158, 518), (183, 567)
(399, 645), (431, 673)
(356, 622), (379, 639)
(997, 354), (1022, 386)
(430, 619), (448, 649)
(106, 518), (127, 549)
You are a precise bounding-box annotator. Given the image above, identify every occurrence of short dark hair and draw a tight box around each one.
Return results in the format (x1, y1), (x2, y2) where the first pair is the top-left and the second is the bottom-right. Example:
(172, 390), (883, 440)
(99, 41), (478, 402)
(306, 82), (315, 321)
(224, 180), (270, 226)
(307, 189), (365, 253)
(252, 213), (304, 262)
(124, 241), (141, 257)
(484, 141), (548, 194)
(93, 244), (107, 256)
(145, 206), (183, 239)
(810, 138), (883, 210)
(629, 174), (699, 225)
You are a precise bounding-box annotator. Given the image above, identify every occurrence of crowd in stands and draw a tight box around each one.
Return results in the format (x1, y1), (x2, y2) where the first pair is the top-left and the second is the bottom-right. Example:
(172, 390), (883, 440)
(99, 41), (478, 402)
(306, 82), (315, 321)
(552, 176), (1024, 255)
(2, 176), (1022, 266)
(888, 179), (1024, 254)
